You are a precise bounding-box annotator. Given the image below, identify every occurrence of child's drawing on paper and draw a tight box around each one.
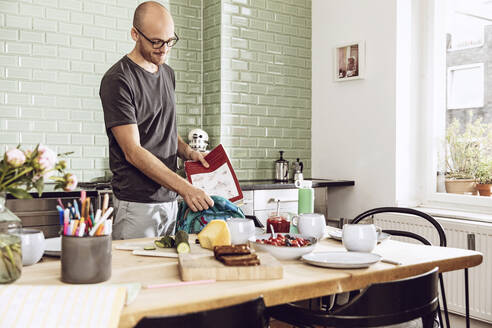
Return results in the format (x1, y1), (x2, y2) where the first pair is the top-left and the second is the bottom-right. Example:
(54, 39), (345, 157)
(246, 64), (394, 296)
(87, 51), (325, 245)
(190, 163), (238, 199)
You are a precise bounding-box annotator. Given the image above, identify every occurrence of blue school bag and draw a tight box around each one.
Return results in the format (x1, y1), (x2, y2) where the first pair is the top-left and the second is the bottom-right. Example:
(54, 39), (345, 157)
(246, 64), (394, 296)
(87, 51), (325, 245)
(175, 195), (245, 234)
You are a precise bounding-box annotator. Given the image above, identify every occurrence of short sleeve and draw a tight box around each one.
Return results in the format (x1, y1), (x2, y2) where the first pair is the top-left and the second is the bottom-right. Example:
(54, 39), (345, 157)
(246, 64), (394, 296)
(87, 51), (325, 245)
(163, 64), (176, 90)
(99, 73), (137, 131)
(171, 67), (175, 90)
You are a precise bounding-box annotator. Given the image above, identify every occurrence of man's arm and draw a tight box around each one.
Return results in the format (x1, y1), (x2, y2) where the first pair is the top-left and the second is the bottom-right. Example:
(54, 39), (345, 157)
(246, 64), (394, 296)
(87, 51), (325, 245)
(111, 124), (214, 212)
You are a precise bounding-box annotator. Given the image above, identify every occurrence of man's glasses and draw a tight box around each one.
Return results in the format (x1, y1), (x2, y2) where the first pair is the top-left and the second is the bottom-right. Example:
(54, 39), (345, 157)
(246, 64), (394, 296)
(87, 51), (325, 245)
(134, 26), (179, 49)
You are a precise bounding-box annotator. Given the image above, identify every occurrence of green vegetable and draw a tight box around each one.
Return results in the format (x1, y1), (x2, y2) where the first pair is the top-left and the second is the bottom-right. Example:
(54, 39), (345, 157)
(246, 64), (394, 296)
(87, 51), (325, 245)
(175, 230), (190, 254)
(144, 246), (156, 251)
(154, 236), (175, 248)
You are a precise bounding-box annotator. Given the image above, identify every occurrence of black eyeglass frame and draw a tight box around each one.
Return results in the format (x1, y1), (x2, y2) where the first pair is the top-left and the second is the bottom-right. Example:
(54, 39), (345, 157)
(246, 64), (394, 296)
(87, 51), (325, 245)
(133, 26), (179, 49)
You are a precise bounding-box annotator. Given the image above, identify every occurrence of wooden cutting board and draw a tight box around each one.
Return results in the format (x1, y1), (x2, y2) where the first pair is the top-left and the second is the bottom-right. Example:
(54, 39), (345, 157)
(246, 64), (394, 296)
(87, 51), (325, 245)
(178, 251), (283, 281)
(118, 240), (284, 281)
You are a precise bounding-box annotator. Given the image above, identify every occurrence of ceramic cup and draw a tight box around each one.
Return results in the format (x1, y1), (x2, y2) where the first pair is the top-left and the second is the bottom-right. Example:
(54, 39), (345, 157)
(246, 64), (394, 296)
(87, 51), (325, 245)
(61, 234), (111, 284)
(227, 218), (255, 244)
(19, 228), (45, 266)
(292, 213), (326, 240)
(342, 224), (378, 253)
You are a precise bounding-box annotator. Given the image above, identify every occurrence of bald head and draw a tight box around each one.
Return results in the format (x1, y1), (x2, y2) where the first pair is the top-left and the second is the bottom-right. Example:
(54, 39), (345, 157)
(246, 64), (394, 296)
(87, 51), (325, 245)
(133, 1), (173, 31)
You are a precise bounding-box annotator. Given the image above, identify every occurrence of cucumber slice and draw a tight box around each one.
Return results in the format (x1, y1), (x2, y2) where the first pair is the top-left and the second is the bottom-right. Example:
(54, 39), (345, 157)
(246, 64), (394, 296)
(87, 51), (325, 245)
(154, 240), (165, 248)
(176, 242), (190, 254)
(144, 246), (156, 251)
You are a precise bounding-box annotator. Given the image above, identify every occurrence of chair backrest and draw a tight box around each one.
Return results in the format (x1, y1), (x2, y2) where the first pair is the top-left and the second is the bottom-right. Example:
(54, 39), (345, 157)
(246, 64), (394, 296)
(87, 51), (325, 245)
(134, 296), (268, 328)
(245, 215), (264, 228)
(333, 267), (439, 326)
(352, 207), (447, 247)
(268, 267), (439, 328)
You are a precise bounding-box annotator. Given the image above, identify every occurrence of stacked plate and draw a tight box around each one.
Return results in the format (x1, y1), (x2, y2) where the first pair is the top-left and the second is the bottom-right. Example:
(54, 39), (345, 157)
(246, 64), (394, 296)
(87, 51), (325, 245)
(302, 251), (382, 269)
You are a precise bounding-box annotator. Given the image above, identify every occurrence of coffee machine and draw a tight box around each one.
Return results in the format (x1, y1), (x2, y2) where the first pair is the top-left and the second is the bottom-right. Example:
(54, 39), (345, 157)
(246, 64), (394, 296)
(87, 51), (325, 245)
(275, 151), (289, 182)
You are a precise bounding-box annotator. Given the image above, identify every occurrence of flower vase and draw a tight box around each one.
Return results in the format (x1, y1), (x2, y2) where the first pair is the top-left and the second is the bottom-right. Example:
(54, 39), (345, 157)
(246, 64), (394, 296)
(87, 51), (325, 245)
(0, 192), (23, 284)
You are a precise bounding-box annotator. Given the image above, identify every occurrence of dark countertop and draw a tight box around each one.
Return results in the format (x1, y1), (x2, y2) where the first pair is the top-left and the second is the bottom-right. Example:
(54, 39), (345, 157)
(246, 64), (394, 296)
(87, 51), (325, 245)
(239, 178), (355, 191)
(6, 178), (355, 199)
(5, 185), (102, 200)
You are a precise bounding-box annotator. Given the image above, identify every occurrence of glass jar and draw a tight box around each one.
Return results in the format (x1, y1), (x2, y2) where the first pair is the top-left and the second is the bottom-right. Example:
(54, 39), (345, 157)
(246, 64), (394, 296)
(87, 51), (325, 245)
(0, 192), (23, 284)
(266, 212), (291, 233)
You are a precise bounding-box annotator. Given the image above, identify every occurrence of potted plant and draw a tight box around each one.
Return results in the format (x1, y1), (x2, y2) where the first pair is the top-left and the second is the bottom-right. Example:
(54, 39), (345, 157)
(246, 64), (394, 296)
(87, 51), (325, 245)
(475, 161), (492, 196)
(444, 118), (481, 194)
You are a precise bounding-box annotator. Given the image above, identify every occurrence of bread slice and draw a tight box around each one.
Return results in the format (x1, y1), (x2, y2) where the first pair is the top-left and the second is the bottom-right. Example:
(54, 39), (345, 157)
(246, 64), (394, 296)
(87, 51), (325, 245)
(217, 253), (260, 266)
(213, 244), (250, 258)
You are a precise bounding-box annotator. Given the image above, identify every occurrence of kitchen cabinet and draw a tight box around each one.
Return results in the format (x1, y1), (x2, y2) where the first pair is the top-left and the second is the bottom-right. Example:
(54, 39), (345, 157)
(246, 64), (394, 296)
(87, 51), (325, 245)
(241, 188), (330, 227)
(252, 189), (298, 226)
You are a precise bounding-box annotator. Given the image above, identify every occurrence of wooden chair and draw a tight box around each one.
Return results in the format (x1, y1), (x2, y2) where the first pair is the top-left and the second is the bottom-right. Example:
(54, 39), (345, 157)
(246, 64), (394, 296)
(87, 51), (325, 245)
(268, 267), (439, 328)
(351, 207), (456, 328)
(134, 296), (268, 328)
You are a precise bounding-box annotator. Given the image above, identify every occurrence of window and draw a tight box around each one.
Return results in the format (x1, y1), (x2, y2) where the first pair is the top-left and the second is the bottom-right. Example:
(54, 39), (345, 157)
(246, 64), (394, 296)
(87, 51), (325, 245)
(447, 64), (484, 109)
(423, 0), (492, 214)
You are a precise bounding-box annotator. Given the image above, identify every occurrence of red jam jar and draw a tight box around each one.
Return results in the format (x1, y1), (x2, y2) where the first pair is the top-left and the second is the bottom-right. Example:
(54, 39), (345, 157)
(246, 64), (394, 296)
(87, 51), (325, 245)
(266, 214), (290, 233)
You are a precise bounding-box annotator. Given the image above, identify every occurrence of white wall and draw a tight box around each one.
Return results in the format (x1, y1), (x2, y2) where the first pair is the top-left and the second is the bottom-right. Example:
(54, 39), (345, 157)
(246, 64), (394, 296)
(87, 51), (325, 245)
(312, 0), (398, 220)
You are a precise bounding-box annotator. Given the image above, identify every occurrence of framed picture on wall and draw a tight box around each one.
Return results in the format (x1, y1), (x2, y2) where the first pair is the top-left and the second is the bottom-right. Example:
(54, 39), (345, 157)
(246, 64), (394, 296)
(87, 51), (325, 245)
(334, 41), (365, 81)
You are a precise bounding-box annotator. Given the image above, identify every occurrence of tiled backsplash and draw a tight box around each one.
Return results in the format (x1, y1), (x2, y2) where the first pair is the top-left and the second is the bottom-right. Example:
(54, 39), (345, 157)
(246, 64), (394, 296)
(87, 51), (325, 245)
(220, 0), (311, 180)
(0, 0), (311, 182)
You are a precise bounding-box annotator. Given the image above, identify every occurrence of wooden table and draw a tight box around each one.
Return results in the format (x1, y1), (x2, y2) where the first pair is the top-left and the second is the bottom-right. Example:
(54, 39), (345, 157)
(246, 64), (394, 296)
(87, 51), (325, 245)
(18, 236), (482, 328)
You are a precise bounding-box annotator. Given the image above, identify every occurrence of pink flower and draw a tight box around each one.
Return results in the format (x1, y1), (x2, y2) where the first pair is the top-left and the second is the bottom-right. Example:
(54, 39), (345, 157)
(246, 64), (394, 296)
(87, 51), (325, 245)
(34, 144), (57, 172)
(63, 173), (78, 191)
(5, 148), (26, 168)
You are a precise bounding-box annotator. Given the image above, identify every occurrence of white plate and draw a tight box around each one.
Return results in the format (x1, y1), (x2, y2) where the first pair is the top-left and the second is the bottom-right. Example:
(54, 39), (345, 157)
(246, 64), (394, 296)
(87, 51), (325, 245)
(327, 230), (391, 243)
(302, 251), (382, 269)
(44, 237), (61, 257)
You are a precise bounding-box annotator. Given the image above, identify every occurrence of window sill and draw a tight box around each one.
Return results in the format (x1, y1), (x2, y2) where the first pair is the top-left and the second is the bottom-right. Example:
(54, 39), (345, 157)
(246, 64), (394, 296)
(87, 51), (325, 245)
(414, 206), (492, 224)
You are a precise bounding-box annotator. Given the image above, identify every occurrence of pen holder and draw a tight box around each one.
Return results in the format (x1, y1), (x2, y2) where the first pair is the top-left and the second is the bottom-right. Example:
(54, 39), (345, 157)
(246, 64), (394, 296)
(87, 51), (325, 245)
(61, 234), (112, 284)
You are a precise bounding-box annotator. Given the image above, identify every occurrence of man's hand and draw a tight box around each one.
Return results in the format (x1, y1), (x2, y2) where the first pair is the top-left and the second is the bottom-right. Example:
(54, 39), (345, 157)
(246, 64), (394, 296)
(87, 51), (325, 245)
(179, 183), (214, 212)
(188, 149), (209, 168)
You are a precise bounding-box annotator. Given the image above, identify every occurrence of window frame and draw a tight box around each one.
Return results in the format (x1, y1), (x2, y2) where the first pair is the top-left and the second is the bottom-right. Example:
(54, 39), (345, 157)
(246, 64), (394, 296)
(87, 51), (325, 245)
(420, 0), (492, 216)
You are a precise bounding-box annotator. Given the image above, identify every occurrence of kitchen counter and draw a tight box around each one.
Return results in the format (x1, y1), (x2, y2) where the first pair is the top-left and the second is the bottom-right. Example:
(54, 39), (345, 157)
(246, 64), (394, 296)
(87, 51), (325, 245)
(239, 178), (355, 191)
(6, 178), (354, 199)
(5, 185), (100, 200)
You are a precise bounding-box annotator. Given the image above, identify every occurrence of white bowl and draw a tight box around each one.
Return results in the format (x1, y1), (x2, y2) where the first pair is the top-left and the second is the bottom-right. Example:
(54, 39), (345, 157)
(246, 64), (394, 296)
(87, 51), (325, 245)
(248, 233), (317, 261)
(19, 228), (45, 266)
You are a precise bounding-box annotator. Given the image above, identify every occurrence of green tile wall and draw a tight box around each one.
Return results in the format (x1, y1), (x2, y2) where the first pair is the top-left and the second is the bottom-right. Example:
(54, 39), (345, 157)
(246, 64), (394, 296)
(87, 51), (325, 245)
(167, 0), (311, 180)
(202, 0), (222, 148)
(169, 0), (203, 138)
(220, 0), (312, 180)
(0, 0), (311, 182)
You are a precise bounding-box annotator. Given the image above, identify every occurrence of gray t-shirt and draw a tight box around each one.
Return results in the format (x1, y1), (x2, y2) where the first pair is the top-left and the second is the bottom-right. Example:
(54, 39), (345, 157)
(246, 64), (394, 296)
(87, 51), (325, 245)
(99, 55), (178, 203)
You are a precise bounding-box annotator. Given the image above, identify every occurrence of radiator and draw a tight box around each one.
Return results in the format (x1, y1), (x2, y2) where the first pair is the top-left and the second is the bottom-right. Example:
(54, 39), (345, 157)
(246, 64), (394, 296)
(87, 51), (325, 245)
(373, 214), (492, 323)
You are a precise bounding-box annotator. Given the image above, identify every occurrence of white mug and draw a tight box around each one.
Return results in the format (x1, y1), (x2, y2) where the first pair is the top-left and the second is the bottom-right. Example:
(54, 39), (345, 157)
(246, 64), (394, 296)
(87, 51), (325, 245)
(226, 218), (255, 244)
(19, 228), (45, 266)
(292, 213), (326, 240)
(342, 224), (377, 253)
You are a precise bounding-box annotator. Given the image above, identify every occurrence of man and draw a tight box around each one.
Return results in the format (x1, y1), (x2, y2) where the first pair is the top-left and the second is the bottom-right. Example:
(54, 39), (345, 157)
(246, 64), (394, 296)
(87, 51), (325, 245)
(99, 1), (213, 239)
